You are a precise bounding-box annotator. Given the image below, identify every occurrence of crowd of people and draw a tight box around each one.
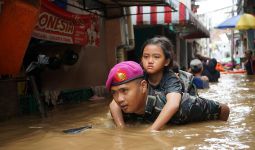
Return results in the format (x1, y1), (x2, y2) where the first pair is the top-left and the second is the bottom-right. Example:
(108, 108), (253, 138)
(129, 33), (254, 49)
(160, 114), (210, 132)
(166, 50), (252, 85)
(172, 54), (221, 90)
(187, 48), (255, 90)
(188, 57), (220, 89)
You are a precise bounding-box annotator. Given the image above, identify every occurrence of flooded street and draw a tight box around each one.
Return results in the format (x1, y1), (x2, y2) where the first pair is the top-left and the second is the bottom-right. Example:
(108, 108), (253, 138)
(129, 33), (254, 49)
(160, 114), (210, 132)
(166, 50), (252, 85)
(0, 74), (254, 150)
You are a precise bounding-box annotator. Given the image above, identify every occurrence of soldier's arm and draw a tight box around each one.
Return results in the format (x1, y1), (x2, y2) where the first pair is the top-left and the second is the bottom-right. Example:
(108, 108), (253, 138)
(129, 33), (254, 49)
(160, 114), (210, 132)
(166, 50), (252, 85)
(109, 100), (125, 128)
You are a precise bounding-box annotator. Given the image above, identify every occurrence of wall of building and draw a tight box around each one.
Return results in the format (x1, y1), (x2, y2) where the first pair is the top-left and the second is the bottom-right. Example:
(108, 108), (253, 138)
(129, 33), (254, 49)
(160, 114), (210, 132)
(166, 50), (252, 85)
(179, 39), (188, 70)
(0, 80), (19, 120)
(105, 19), (122, 69)
(40, 18), (122, 91)
(38, 1), (123, 91)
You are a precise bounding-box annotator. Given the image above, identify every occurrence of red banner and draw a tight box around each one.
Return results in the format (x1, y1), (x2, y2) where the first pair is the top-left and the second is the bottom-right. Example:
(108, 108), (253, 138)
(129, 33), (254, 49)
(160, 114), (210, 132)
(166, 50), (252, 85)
(32, 0), (100, 46)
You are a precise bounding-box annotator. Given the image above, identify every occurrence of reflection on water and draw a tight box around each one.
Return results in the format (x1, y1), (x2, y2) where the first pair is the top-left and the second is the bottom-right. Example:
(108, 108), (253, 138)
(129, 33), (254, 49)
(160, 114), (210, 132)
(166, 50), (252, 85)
(0, 74), (254, 150)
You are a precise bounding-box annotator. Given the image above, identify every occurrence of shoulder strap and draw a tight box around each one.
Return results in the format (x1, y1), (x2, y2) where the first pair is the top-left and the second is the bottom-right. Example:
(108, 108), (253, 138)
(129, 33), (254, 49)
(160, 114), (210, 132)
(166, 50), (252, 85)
(144, 95), (157, 115)
(178, 70), (199, 96)
(178, 70), (194, 91)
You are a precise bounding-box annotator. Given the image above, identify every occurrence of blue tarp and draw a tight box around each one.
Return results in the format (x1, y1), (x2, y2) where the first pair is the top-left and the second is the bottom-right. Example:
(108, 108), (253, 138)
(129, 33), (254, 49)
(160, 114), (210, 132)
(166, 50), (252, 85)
(215, 15), (241, 29)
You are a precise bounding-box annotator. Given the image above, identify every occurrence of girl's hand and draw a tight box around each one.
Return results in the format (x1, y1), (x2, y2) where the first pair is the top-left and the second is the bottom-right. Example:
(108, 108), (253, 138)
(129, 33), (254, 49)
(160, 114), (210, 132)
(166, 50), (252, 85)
(149, 92), (181, 131)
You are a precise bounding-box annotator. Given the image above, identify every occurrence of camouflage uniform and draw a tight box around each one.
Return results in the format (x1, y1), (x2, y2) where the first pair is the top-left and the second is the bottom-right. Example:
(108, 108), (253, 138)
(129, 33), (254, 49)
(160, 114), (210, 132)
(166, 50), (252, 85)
(144, 93), (221, 124)
(124, 70), (221, 124)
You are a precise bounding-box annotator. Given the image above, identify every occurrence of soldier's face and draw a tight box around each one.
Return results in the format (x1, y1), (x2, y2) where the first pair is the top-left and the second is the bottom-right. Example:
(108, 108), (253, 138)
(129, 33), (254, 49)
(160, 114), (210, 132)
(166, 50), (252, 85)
(111, 79), (147, 114)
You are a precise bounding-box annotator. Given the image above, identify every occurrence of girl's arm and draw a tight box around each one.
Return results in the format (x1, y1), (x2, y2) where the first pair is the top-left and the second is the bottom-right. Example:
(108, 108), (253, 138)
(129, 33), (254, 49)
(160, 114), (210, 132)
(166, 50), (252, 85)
(148, 92), (181, 131)
(109, 100), (125, 128)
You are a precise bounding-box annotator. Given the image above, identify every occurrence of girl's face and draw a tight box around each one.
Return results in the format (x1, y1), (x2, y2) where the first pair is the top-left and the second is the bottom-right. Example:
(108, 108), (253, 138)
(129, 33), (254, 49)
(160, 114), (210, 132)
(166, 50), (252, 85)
(141, 44), (170, 74)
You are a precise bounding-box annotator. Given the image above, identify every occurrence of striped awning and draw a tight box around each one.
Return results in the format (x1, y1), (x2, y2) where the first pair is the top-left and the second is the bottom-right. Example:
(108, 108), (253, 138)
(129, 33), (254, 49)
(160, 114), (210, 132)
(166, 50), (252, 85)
(130, 1), (209, 39)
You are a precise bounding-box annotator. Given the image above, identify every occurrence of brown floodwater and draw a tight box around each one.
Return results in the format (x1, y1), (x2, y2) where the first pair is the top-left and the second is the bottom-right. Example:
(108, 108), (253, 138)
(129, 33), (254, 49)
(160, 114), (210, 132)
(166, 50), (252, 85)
(0, 74), (254, 150)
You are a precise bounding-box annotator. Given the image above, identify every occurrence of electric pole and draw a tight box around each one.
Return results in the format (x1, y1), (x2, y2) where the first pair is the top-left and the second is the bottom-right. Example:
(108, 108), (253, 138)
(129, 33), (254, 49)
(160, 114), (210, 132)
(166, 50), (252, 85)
(231, 0), (235, 70)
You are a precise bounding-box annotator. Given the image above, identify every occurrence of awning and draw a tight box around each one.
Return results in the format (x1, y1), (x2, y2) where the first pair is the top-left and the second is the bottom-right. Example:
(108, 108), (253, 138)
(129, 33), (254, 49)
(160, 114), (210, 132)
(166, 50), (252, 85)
(51, 0), (176, 19)
(97, 0), (176, 18)
(130, 0), (209, 39)
(96, 0), (176, 7)
(0, 0), (40, 75)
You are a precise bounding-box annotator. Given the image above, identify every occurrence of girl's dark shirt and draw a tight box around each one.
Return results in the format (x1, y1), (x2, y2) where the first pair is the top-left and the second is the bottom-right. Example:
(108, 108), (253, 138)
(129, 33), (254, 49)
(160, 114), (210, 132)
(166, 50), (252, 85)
(147, 70), (183, 97)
